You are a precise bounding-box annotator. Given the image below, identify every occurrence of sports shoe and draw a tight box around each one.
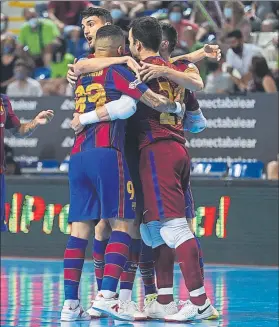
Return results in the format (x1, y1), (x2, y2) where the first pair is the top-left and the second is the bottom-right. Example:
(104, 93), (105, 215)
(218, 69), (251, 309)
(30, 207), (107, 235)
(111, 300), (146, 321)
(165, 298), (219, 322)
(93, 296), (134, 321)
(87, 293), (108, 318)
(61, 300), (91, 322)
(144, 299), (178, 320)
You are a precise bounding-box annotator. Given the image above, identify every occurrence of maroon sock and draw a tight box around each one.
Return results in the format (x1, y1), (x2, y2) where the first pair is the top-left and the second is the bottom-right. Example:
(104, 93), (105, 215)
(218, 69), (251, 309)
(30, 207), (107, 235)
(153, 244), (175, 304)
(175, 238), (207, 306)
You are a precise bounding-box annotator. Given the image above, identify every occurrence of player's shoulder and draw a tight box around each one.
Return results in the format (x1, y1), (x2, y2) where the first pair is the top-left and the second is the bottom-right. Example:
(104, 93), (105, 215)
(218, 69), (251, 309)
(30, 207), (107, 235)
(0, 94), (11, 111)
(144, 56), (166, 66)
(109, 63), (131, 75)
(0, 93), (9, 103)
(172, 58), (191, 67)
(76, 52), (94, 62)
(173, 59), (198, 73)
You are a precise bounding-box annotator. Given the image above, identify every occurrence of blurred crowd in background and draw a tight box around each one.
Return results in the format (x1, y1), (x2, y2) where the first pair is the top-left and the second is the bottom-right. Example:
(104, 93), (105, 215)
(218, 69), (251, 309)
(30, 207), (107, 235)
(1, 0), (279, 97)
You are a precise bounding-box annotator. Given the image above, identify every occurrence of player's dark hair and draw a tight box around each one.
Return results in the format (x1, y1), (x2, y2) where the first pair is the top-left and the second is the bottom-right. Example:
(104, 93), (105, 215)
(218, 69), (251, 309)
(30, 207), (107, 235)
(129, 17), (162, 52)
(227, 29), (243, 40)
(80, 7), (112, 24)
(160, 22), (177, 54)
(96, 25), (124, 42)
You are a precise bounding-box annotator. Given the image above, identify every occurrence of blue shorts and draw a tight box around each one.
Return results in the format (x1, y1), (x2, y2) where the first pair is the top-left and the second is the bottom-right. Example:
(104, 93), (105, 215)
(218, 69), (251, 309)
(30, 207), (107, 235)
(0, 174), (7, 232)
(185, 182), (195, 219)
(68, 148), (136, 223)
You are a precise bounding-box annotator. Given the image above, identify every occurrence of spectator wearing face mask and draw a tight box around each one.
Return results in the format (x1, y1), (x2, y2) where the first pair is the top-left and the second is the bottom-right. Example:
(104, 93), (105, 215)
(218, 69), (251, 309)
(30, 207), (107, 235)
(107, 1), (131, 35)
(226, 29), (263, 90)
(18, 8), (60, 68)
(65, 26), (89, 59)
(204, 56), (234, 94)
(222, 1), (253, 44)
(6, 59), (43, 97)
(0, 35), (19, 93)
(164, 1), (199, 49)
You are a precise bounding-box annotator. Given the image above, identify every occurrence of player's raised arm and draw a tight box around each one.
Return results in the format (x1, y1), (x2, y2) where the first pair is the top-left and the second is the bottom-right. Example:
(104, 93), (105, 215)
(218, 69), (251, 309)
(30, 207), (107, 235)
(171, 44), (221, 64)
(73, 56), (142, 81)
(139, 61), (204, 92)
(111, 65), (182, 114)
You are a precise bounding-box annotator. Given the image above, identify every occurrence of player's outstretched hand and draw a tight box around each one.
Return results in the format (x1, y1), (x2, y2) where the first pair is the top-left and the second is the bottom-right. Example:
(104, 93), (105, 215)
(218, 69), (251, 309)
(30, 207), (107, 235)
(139, 62), (168, 82)
(203, 44), (221, 61)
(71, 113), (84, 134)
(124, 56), (141, 81)
(34, 110), (54, 125)
(67, 58), (78, 87)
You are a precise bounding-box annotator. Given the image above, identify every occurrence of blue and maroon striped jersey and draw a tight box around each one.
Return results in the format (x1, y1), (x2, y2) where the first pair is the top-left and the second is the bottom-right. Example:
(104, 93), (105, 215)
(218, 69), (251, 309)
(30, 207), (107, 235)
(127, 56), (185, 150)
(0, 94), (20, 173)
(172, 59), (200, 114)
(71, 59), (148, 155)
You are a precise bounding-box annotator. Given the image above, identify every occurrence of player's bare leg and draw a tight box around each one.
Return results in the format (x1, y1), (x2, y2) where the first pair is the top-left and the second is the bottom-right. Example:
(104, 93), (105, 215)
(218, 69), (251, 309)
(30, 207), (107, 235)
(61, 221), (94, 321)
(87, 219), (112, 318)
(160, 217), (219, 322)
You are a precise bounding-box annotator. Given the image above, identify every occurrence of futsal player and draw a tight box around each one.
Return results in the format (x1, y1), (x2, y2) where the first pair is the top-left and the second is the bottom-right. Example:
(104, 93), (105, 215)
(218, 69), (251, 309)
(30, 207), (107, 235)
(61, 23), (182, 322)
(66, 7), (220, 320)
(125, 17), (218, 321)
(0, 94), (53, 232)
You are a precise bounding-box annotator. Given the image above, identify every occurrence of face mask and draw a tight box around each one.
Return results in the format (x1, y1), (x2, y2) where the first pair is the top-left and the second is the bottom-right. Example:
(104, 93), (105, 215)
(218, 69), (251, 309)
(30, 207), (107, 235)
(28, 18), (39, 29)
(111, 9), (124, 21)
(15, 72), (26, 81)
(232, 44), (243, 55)
(169, 12), (182, 23)
(2, 45), (14, 55)
(224, 8), (232, 19)
(180, 40), (187, 48)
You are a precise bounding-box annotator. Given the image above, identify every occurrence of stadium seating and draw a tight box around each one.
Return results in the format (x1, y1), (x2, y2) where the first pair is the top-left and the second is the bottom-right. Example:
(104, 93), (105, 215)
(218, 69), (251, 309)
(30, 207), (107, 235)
(59, 157), (70, 173)
(191, 161), (228, 177)
(228, 161), (264, 179)
(20, 159), (60, 174)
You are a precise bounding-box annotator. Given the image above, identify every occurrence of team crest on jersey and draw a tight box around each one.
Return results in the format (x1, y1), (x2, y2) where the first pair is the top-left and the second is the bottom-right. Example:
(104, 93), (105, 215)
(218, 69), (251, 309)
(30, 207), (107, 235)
(129, 79), (141, 89)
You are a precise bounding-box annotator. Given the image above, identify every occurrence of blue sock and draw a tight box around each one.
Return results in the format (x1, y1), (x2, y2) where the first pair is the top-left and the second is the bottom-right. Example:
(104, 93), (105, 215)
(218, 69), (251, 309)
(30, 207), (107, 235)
(120, 239), (141, 292)
(64, 236), (88, 300)
(139, 241), (157, 296)
(92, 238), (109, 291)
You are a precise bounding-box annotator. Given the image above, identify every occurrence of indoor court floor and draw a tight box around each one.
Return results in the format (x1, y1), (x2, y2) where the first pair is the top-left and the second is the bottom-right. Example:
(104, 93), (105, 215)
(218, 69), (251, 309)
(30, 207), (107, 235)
(0, 258), (278, 327)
